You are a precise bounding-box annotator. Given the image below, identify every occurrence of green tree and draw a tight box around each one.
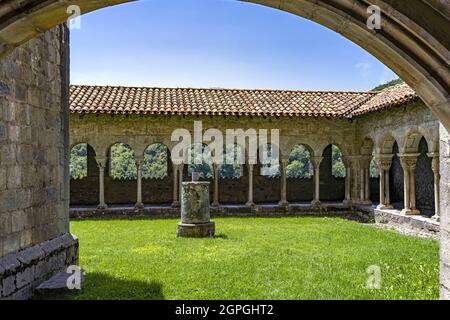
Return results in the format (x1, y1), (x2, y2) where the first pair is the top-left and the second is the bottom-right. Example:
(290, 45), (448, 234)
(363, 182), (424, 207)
(260, 144), (280, 177)
(372, 78), (404, 91)
(143, 144), (168, 179)
(70, 143), (87, 179)
(287, 145), (311, 178)
(110, 143), (137, 180)
(332, 145), (346, 178)
(220, 145), (242, 179)
(187, 144), (213, 179)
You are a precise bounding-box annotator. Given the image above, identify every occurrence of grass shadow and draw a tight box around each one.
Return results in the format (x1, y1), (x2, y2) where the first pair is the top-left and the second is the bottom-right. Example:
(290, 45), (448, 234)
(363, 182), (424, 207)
(213, 233), (228, 239)
(69, 272), (165, 300)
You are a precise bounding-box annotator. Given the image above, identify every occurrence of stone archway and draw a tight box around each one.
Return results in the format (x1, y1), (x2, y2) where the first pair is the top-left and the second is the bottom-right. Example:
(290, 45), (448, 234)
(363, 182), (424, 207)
(0, 0), (449, 128)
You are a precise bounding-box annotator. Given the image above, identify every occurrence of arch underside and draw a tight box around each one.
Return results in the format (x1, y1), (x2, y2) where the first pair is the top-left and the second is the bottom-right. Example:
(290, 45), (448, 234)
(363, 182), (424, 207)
(0, 0), (449, 128)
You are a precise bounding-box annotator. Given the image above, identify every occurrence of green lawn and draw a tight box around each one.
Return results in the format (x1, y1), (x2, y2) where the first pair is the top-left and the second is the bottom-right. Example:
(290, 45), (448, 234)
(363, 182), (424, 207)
(70, 217), (439, 300)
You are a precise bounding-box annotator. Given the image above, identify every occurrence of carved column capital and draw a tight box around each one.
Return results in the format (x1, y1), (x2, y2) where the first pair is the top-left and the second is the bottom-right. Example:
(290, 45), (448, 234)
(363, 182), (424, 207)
(375, 154), (393, 171)
(311, 156), (324, 169)
(398, 153), (420, 171)
(135, 156), (145, 166)
(95, 157), (107, 168)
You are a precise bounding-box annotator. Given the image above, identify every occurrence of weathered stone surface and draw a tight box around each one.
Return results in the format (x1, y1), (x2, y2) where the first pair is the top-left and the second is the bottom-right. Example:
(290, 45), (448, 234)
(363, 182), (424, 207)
(374, 209), (439, 239)
(178, 180), (215, 238)
(35, 270), (84, 297)
(177, 222), (216, 238)
(0, 233), (78, 300)
(181, 182), (211, 224)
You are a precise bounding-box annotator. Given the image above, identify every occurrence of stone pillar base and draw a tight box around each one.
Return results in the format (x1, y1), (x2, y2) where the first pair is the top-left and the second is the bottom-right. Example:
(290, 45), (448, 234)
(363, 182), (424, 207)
(177, 222), (215, 238)
(343, 199), (353, 207)
(135, 202), (144, 209)
(377, 204), (393, 210)
(0, 233), (79, 300)
(97, 204), (108, 210)
(246, 201), (255, 207)
(311, 200), (321, 207)
(171, 201), (180, 208)
(401, 209), (421, 216)
(211, 202), (220, 208)
(278, 201), (289, 207)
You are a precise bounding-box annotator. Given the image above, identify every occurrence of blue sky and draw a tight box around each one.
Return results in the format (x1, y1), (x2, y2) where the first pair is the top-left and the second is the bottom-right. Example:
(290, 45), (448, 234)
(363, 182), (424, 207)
(70, 0), (398, 91)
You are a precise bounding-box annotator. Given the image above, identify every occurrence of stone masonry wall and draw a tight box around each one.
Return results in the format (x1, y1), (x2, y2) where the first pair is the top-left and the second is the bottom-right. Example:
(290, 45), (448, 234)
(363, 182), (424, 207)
(440, 124), (450, 299)
(0, 26), (76, 299)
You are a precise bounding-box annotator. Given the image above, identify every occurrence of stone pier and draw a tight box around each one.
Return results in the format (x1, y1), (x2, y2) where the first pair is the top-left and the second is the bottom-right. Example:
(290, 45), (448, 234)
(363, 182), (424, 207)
(177, 181), (215, 238)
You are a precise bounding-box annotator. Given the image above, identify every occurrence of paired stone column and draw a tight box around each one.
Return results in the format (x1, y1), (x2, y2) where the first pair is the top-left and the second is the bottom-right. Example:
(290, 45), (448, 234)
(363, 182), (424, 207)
(212, 163), (220, 207)
(428, 152), (440, 221)
(376, 155), (393, 210)
(399, 153), (421, 215)
(246, 163), (255, 207)
(278, 159), (289, 207)
(135, 157), (144, 209)
(360, 156), (372, 205)
(311, 156), (324, 206)
(95, 157), (108, 210)
(343, 157), (352, 206)
(171, 163), (180, 208)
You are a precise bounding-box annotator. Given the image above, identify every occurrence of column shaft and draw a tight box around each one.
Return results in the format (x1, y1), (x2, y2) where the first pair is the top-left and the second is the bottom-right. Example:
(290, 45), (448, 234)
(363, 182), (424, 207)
(135, 160), (144, 209)
(379, 169), (386, 206)
(279, 160), (288, 206)
(96, 158), (107, 210)
(246, 164), (254, 207)
(409, 168), (417, 210)
(212, 164), (220, 207)
(385, 170), (391, 206)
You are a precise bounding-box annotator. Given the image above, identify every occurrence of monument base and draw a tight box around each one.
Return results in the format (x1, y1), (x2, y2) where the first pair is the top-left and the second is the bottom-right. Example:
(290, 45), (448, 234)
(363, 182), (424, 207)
(177, 222), (216, 238)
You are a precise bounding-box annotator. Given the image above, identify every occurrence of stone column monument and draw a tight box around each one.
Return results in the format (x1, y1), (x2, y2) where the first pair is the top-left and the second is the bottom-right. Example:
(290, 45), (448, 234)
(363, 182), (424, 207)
(177, 173), (215, 238)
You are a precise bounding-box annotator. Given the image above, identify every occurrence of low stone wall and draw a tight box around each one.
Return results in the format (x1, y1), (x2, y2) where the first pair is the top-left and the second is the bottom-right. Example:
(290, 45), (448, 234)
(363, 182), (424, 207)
(374, 209), (439, 239)
(0, 233), (78, 300)
(69, 204), (373, 223)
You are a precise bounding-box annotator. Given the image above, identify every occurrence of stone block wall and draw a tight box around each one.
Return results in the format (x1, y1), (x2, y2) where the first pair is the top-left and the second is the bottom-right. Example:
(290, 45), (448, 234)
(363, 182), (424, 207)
(0, 25), (76, 299)
(440, 124), (450, 299)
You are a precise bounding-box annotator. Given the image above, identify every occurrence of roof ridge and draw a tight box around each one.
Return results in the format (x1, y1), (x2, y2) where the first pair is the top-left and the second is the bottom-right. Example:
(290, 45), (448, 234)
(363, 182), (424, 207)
(69, 84), (378, 95)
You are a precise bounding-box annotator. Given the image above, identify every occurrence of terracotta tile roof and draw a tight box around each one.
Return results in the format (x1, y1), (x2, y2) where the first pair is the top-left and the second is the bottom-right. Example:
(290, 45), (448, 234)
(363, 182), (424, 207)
(69, 83), (418, 118)
(352, 83), (418, 116)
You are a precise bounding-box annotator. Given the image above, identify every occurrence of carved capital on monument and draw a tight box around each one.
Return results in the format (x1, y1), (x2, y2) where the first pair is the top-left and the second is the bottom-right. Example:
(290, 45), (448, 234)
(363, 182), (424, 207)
(375, 154), (393, 171)
(398, 153), (420, 171)
(95, 157), (107, 168)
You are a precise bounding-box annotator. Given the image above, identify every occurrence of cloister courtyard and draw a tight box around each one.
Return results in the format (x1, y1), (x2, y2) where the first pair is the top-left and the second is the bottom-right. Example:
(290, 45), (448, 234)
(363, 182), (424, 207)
(63, 82), (442, 300)
(69, 217), (439, 300)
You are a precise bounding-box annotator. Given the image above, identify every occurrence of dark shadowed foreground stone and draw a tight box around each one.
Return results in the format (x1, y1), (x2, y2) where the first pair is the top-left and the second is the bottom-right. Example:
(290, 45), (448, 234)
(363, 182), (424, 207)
(0, 233), (78, 300)
(34, 271), (84, 299)
(178, 181), (215, 238)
